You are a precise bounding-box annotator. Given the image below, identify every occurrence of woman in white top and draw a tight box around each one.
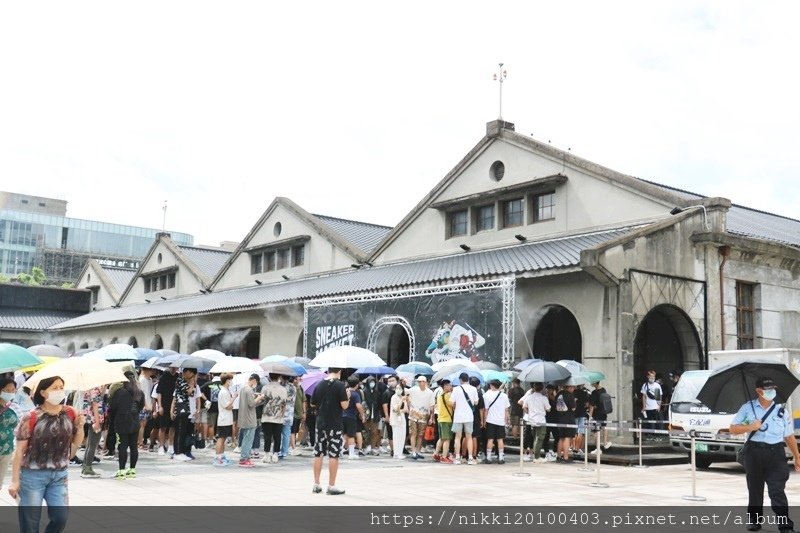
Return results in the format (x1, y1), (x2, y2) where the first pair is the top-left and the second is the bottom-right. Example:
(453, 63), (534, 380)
(389, 385), (408, 459)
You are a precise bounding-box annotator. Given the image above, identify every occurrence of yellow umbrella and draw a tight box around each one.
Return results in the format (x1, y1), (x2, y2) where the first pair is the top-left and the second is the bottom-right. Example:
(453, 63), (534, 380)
(17, 355), (60, 373)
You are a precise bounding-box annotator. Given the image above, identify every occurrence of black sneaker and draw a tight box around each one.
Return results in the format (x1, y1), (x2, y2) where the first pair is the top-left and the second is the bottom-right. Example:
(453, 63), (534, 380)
(498, 459), (505, 465)
(69, 457), (83, 466)
(482, 458), (492, 464)
(92, 457), (101, 464)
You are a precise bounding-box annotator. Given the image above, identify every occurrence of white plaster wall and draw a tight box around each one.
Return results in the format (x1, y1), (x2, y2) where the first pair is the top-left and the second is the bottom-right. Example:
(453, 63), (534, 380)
(377, 138), (673, 263)
(75, 264), (116, 310)
(123, 241), (204, 305)
(215, 204), (359, 290)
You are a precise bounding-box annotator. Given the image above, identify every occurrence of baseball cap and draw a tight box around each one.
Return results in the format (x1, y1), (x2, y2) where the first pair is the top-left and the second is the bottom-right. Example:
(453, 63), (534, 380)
(416, 376), (428, 383)
(756, 377), (776, 389)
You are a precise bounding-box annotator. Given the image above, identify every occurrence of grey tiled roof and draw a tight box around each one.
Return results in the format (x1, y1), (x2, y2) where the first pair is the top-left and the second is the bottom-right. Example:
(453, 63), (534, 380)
(726, 206), (800, 248)
(102, 267), (136, 295)
(178, 246), (232, 280)
(0, 308), (85, 331)
(51, 226), (636, 330)
(314, 215), (392, 255)
(639, 178), (800, 249)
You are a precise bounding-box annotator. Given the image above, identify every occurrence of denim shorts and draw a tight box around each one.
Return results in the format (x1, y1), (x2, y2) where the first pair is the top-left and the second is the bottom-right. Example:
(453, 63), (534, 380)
(576, 417), (587, 434)
(451, 421), (474, 435)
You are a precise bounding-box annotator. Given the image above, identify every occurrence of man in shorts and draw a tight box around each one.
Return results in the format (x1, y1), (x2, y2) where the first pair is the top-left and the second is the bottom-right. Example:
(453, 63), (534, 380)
(213, 374), (235, 466)
(311, 367), (349, 495)
(450, 372), (479, 465)
(433, 379), (454, 463)
(482, 379), (510, 464)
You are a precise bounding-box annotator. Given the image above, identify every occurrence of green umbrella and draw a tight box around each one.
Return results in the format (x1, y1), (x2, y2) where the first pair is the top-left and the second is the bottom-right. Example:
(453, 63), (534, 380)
(0, 343), (43, 373)
(577, 370), (606, 383)
(480, 369), (511, 383)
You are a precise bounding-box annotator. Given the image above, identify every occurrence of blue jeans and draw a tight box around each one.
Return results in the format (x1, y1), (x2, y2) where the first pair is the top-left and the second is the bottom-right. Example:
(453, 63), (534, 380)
(239, 427), (256, 461)
(280, 421), (291, 456)
(18, 468), (69, 533)
(238, 425), (260, 450)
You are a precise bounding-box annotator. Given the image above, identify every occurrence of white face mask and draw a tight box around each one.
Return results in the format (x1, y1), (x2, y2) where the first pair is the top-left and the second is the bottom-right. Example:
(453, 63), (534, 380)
(0, 391), (14, 402)
(45, 390), (66, 405)
(647, 378), (655, 383)
(762, 389), (777, 401)
(395, 388), (403, 396)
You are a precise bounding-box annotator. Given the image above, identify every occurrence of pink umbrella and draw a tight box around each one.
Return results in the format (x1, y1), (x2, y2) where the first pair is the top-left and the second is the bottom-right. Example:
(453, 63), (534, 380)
(300, 370), (328, 396)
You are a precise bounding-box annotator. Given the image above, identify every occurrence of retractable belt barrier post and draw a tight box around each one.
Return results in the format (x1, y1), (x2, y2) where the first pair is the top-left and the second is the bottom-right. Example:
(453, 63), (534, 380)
(589, 422), (608, 488)
(578, 419), (592, 472)
(633, 418), (648, 468)
(513, 419), (530, 477)
(682, 430), (706, 501)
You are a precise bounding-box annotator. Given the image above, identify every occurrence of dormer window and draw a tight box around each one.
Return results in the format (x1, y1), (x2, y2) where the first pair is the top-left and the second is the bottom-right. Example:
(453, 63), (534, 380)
(247, 235), (310, 274)
(447, 210), (468, 238)
(143, 269), (176, 293)
(501, 198), (524, 228)
(475, 205), (495, 233)
(532, 191), (555, 222)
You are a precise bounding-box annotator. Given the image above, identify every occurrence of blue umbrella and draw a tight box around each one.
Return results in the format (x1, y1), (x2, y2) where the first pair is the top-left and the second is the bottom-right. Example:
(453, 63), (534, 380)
(480, 369), (511, 383)
(134, 348), (161, 361)
(355, 365), (395, 376)
(282, 361), (308, 376)
(396, 362), (435, 376)
(445, 368), (485, 386)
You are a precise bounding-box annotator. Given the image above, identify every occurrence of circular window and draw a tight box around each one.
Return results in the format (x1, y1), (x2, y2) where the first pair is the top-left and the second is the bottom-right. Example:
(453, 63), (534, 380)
(157, 253), (163, 264)
(490, 160), (505, 181)
(273, 222), (282, 238)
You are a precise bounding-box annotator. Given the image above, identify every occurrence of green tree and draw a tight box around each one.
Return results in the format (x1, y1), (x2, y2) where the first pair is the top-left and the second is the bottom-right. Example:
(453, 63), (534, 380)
(13, 266), (47, 286)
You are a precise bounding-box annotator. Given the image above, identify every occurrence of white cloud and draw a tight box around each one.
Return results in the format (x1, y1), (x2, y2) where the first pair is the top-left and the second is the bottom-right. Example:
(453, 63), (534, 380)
(0, 1), (798, 246)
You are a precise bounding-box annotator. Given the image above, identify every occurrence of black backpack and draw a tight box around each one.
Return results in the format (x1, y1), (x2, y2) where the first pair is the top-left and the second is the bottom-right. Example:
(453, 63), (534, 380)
(597, 390), (613, 415)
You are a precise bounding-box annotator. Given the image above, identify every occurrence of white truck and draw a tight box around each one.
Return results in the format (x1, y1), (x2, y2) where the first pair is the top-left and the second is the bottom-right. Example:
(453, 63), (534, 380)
(669, 348), (800, 468)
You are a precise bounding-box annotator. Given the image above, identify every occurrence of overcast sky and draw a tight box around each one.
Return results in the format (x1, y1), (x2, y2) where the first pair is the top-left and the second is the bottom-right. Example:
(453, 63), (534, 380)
(1, 2), (797, 247)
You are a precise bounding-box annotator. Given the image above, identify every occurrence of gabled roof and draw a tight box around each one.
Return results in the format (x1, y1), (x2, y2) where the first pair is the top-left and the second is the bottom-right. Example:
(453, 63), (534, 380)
(210, 197), (389, 287)
(313, 215), (391, 256)
(117, 234), (224, 303)
(51, 225), (638, 330)
(177, 245), (232, 280)
(74, 259), (135, 305)
(368, 121), (690, 260)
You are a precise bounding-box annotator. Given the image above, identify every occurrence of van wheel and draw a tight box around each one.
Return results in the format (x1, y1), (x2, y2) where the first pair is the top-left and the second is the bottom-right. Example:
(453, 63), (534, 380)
(693, 456), (712, 469)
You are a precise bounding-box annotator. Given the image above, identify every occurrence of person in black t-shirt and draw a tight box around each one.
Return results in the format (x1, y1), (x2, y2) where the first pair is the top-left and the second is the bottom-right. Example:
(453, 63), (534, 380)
(573, 386), (590, 455)
(155, 368), (177, 455)
(588, 381), (611, 450)
(310, 368), (349, 496)
(554, 385), (577, 463)
(380, 375), (399, 455)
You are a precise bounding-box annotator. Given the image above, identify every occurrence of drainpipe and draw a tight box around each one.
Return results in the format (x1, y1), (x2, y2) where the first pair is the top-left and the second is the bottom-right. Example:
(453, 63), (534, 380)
(718, 245), (731, 350)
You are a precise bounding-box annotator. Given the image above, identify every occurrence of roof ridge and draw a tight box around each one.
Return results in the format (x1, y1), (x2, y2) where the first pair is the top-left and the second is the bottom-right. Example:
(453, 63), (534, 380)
(313, 213), (392, 230)
(178, 244), (232, 254)
(635, 177), (706, 199)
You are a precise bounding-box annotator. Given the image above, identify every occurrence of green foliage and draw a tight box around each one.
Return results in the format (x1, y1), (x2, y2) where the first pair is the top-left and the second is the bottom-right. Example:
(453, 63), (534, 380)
(11, 266), (47, 286)
(60, 282), (75, 289)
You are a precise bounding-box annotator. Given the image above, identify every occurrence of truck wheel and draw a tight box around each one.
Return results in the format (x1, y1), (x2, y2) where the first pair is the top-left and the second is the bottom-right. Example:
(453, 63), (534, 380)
(693, 456), (712, 469)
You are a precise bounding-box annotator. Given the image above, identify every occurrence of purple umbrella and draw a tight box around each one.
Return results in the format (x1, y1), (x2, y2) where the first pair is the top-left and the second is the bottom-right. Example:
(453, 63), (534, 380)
(300, 370), (328, 395)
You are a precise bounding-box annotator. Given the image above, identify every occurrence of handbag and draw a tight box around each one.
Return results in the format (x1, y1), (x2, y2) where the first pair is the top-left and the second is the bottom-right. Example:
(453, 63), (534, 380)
(736, 403), (777, 466)
(423, 424), (435, 441)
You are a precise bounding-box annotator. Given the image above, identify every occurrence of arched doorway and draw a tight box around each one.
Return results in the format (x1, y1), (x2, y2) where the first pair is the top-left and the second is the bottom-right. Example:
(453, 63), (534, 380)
(150, 334), (163, 350)
(367, 316), (415, 367)
(67, 342), (75, 355)
(94, 339), (103, 348)
(79, 342), (89, 349)
(633, 304), (701, 381)
(531, 305), (582, 362)
(296, 332), (304, 357)
(170, 334), (181, 352)
(127, 336), (138, 348)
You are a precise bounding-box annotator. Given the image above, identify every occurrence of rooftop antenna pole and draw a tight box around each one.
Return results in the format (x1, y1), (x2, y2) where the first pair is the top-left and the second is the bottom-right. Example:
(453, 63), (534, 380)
(162, 200), (167, 232)
(493, 62), (507, 120)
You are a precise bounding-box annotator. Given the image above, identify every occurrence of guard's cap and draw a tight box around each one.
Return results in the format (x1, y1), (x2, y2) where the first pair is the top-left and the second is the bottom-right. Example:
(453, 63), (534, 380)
(756, 377), (776, 389)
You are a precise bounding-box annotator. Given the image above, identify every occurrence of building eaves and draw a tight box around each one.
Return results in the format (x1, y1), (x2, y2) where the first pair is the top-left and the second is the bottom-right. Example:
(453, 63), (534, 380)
(50, 225), (638, 331)
(313, 215), (392, 256)
(0, 308), (85, 331)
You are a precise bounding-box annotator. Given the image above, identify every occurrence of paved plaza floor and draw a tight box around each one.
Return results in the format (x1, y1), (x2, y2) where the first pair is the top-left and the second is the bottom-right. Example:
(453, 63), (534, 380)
(1, 444), (796, 507)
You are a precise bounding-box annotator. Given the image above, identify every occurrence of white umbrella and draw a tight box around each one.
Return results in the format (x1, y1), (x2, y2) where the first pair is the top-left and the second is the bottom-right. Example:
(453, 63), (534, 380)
(260, 354), (289, 363)
(431, 358), (479, 372)
(308, 345), (385, 369)
(140, 357), (163, 369)
(556, 360), (588, 375)
(190, 349), (228, 363)
(25, 357), (128, 392)
(83, 343), (139, 361)
(26, 344), (69, 359)
(208, 357), (263, 374)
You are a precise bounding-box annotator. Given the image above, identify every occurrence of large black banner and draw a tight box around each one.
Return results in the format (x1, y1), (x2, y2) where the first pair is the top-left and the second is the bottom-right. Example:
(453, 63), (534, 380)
(306, 287), (504, 365)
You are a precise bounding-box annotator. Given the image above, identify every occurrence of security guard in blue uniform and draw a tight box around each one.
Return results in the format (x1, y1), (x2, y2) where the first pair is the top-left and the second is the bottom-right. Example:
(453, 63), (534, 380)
(730, 377), (800, 532)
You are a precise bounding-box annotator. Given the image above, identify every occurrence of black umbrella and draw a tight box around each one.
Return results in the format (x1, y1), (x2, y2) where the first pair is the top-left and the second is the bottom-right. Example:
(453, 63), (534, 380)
(696, 359), (800, 415)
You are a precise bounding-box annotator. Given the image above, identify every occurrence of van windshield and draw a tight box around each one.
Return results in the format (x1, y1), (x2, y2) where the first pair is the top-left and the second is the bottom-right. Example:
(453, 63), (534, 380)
(670, 372), (710, 404)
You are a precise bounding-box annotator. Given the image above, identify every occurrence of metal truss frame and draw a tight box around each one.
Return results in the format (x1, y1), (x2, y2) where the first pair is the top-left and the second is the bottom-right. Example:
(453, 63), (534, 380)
(365, 316), (417, 361)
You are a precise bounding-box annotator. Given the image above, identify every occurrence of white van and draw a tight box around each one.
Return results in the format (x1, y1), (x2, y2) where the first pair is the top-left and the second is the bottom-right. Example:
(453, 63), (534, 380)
(668, 370), (744, 468)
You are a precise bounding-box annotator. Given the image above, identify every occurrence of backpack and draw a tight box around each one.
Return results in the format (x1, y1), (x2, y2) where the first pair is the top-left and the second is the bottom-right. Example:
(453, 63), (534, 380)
(29, 406), (77, 434)
(598, 391), (613, 415)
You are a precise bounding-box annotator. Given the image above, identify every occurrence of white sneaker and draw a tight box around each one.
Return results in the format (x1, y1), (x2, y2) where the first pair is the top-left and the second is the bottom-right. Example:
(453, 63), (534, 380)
(453, 459), (462, 465)
(167, 446), (174, 455)
(535, 458), (548, 463)
(348, 453), (360, 460)
(523, 454), (532, 462)
(234, 447), (241, 454)
(173, 454), (190, 461)
(604, 442), (612, 450)
(262, 454), (271, 464)
(467, 459), (476, 465)
(157, 448), (165, 456)
(589, 448), (600, 455)
(270, 453), (278, 464)
(365, 445), (372, 454)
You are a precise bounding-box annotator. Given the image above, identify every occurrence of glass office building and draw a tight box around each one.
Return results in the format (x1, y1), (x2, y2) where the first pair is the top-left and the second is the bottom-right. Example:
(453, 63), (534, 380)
(0, 208), (193, 278)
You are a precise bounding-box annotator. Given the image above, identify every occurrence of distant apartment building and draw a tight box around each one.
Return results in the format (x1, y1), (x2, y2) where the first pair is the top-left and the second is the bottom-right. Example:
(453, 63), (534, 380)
(0, 191), (193, 284)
